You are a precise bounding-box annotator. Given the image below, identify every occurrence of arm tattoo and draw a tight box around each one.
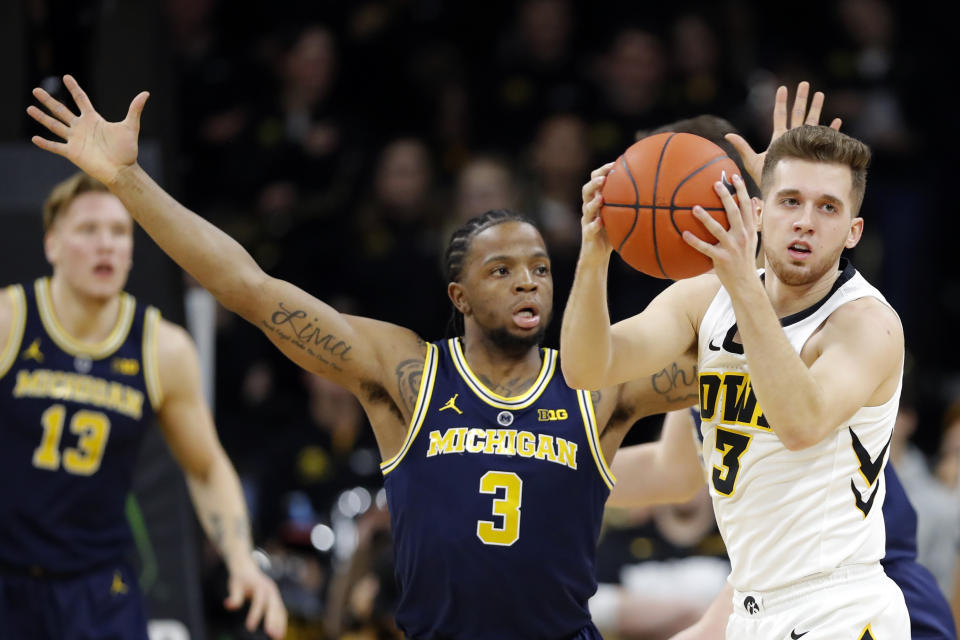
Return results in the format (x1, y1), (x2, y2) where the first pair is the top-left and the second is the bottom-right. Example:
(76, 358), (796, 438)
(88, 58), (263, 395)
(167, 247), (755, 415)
(650, 361), (699, 403)
(395, 359), (424, 415)
(260, 301), (353, 371)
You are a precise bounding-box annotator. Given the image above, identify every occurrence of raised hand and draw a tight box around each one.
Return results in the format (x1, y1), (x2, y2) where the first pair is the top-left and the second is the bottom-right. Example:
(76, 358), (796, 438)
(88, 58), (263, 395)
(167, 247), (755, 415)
(26, 75), (149, 186)
(579, 161), (616, 259)
(726, 81), (842, 188)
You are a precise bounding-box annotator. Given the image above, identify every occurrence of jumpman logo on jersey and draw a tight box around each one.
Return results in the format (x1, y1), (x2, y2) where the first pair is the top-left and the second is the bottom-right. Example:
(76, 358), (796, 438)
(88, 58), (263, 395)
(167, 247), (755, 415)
(21, 339), (43, 363)
(110, 570), (129, 596)
(439, 394), (463, 415)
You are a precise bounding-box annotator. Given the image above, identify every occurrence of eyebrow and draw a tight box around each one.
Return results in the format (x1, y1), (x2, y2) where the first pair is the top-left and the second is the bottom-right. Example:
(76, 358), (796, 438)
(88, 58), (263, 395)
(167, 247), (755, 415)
(482, 251), (550, 265)
(775, 189), (845, 207)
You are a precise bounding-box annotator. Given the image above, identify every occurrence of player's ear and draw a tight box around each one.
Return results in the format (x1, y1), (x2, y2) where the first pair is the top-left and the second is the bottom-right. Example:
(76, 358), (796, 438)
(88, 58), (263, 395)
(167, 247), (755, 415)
(752, 197), (763, 226)
(43, 230), (59, 265)
(845, 216), (864, 249)
(448, 282), (471, 316)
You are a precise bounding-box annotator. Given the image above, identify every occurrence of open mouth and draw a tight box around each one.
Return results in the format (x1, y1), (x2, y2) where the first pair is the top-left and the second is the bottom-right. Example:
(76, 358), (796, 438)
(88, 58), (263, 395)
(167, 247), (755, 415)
(512, 304), (541, 330)
(787, 241), (811, 260)
(93, 264), (115, 277)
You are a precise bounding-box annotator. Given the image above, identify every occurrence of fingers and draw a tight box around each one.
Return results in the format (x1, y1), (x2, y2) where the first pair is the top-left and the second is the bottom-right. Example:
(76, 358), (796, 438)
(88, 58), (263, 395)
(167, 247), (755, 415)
(790, 81), (810, 128)
(682, 228), (718, 259)
(590, 161), (616, 180)
(31, 87), (77, 125)
(30, 135), (69, 157)
(581, 173), (605, 206)
(714, 178), (745, 238)
(62, 75), (94, 114)
(806, 91), (825, 125)
(124, 92), (150, 131)
(223, 576), (245, 610)
(262, 586), (288, 639)
(26, 105), (70, 139)
(771, 85), (789, 137)
(725, 133), (762, 185)
(829, 117), (842, 131)
(693, 204), (731, 244)
(245, 583), (268, 633)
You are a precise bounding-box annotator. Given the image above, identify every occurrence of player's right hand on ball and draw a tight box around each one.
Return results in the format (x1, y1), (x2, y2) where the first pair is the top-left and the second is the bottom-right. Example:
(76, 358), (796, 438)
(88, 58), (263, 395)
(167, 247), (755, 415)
(580, 161), (616, 257)
(27, 74), (149, 186)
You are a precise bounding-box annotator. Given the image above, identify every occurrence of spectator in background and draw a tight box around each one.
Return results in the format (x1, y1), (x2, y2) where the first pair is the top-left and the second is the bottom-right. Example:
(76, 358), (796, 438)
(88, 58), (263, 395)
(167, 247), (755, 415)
(352, 137), (447, 338)
(936, 402), (960, 492)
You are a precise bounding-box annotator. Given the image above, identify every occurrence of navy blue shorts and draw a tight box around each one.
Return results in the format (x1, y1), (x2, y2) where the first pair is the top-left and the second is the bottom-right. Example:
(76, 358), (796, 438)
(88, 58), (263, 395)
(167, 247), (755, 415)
(0, 562), (149, 640)
(885, 558), (957, 640)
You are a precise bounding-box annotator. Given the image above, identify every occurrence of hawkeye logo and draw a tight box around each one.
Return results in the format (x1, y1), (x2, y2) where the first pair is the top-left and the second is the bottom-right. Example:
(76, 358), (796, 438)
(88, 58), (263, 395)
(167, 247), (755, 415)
(537, 408), (568, 421)
(698, 372), (770, 430)
(22, 339), (44, 363)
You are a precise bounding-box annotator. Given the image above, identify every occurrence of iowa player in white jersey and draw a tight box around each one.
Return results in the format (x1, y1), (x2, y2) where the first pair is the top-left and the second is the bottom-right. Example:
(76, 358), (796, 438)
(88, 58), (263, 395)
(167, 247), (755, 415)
(562, 90), (910, 636)
(26, 76), (702, 639)
(0, 173), (286, 639)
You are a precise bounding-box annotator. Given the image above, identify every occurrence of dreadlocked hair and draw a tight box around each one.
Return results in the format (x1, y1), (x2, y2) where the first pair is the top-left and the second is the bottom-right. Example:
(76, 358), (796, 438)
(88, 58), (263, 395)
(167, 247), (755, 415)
(443, 209), (537, 338)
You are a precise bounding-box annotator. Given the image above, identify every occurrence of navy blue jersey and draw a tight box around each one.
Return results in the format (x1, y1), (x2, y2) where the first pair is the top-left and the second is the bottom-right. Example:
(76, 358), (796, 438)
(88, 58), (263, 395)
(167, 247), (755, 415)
(0, 279), (161, 573)
(690, 407), (956, 639)
(381, 338), (614, 640)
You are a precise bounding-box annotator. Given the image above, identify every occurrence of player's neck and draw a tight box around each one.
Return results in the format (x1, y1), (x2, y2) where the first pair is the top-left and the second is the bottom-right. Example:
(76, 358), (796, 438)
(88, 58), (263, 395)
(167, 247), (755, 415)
(460, 333), (543, 395)
(48, 275), (123, 344)
(762, 263), (842, 319)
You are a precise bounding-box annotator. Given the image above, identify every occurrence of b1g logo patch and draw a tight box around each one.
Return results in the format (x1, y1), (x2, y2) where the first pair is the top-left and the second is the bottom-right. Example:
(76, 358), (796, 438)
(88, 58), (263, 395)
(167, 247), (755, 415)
(537, 409), (568, 421)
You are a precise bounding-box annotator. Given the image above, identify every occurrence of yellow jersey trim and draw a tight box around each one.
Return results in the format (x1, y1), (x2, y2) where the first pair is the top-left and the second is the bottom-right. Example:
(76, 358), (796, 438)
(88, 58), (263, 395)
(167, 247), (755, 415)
(578, 389), (616, 490)
(143, 307), (164, 410)
(0, 285), (27, 379)
(448, 337), (555, 409)
(381, 343), (439, 475)
(35, 278), (135, 359)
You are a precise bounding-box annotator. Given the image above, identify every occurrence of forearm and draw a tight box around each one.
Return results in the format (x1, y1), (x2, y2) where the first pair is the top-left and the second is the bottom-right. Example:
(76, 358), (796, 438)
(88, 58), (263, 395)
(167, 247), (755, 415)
(560, 249), (615, 390)
(186, 454), (255, 571)
(109, 164), (264, 317)
(728, 281), (827, 448)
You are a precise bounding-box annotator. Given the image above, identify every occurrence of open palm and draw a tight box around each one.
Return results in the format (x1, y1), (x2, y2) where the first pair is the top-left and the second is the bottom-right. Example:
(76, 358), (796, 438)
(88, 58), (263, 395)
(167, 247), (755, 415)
(26, 75), (149, 185)
(726, 81), (842, 187)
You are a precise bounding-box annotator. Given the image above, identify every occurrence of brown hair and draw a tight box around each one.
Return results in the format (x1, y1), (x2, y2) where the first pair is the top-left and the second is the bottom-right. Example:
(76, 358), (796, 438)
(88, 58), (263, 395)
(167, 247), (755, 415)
(42, 172), (110, 231)
(761, 125), (871, 214)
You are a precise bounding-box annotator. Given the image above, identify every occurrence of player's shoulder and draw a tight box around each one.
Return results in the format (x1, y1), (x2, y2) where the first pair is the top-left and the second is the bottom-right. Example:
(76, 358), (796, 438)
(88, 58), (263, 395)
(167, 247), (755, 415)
(153, 316), (199, 366)
(826, 296), (903, 344)
(0, 284), (27, 351)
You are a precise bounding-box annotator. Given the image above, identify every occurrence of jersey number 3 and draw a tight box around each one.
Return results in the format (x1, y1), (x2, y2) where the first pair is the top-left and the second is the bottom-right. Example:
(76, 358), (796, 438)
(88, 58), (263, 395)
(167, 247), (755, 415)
(33, 404), (111, 475)
(477, 471), (522, 546)
(712, 427), (751, 496)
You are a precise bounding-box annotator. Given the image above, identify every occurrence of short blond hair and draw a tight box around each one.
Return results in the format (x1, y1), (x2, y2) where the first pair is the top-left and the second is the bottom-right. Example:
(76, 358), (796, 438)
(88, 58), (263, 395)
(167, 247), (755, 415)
(762, 126), (871, 214)
(42, 172), (110, 231)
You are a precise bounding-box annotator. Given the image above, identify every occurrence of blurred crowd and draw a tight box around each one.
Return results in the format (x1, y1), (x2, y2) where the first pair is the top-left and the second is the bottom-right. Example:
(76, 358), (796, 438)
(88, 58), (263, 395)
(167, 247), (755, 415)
(17, 0), (959, 638)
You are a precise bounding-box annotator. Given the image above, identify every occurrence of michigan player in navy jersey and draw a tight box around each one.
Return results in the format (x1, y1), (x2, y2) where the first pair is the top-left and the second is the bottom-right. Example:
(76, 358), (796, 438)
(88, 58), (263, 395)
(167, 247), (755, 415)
(27, 76), (704, 639)
(564, 89), (911, 636)
(0, 173), (286, 639)
(609, 408), (957, 639)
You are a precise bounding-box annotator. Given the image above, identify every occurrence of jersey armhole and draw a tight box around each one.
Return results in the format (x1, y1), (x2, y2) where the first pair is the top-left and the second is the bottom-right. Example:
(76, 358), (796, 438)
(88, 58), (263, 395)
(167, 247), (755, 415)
(0, 285), (27, 379)
(577, 389), (616, 490)
(143, 307), (164, 410)
(380, 343), (439, 475)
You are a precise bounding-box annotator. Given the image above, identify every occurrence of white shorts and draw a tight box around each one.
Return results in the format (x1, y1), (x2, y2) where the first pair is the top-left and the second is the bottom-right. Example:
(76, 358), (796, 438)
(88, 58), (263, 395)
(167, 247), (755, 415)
(726, 563), (909, 639)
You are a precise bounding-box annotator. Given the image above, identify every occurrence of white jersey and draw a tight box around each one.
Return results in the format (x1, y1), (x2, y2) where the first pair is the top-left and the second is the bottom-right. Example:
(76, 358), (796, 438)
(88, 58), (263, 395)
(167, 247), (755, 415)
(696, 260), (902, 592)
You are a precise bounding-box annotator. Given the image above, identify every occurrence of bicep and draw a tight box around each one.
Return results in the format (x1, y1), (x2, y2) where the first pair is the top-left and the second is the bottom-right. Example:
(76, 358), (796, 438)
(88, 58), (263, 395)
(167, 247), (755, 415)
(606, 277), (715, 387)
(807, 303), (903, 428)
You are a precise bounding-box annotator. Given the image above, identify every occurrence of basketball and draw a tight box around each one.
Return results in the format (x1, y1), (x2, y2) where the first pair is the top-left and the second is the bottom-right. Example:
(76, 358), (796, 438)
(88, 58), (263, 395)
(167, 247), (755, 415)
(600, 132), (740, 279)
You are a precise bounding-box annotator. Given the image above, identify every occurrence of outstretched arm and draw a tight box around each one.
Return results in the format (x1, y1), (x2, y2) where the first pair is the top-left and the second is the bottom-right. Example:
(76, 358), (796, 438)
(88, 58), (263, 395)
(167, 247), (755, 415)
(607, 409), (705, 508)
(27, 76), (423, 406)
(154, 320), (286, 639)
